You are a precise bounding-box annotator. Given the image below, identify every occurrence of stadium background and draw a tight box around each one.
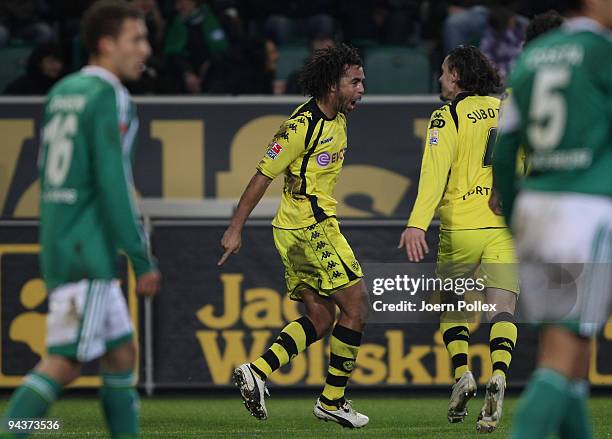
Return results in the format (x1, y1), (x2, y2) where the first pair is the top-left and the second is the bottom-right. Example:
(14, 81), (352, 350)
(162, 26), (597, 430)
(2, 96), (612, 393)
(0, 0), (612, 439)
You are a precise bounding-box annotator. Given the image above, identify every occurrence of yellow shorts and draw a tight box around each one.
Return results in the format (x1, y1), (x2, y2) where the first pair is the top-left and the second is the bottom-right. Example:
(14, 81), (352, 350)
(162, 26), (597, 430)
(437, 228), (520, 294)
(273, 218), (363, 301)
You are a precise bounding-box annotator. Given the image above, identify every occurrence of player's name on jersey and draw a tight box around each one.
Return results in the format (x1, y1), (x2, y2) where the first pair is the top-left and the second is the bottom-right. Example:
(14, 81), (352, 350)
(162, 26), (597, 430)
(48, 95), (86, 113)
(525, 44), (584, 68)
(372, 300), (496, 313)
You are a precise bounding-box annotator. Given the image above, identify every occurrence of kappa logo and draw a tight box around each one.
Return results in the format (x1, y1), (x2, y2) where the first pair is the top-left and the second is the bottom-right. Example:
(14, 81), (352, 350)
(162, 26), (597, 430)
(266, 142), (283, 160)
(351, 260), (360, 271)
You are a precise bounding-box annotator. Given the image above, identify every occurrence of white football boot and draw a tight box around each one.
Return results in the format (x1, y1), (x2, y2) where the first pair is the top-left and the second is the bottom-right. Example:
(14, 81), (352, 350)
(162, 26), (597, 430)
(313, 398), (369, 428)
(476, 374), (506, 433)
(232, 363), (270, 420)
(448, 370), (477, 423)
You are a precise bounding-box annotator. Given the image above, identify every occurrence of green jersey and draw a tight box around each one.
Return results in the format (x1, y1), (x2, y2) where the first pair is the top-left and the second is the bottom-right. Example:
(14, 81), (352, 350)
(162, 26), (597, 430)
(39, 66), (155, 290)
(494, 18), (612, 221)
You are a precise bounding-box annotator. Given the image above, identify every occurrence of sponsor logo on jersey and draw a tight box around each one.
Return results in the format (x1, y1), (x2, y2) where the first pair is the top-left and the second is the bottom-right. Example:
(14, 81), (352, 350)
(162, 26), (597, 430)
(316, 148), (347, 167)
(430, 118), (445, 129)
(429, 129), (439, 145)
(320, 137), (334, 144)
(316, 152), (331, 167)
(266, 142), (283, 160)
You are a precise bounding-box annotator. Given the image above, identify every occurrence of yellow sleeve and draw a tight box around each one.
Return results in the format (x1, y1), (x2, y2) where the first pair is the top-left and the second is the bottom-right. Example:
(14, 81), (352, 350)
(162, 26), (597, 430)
(256, 117), (307, 179)
(407, 107), (457, 230)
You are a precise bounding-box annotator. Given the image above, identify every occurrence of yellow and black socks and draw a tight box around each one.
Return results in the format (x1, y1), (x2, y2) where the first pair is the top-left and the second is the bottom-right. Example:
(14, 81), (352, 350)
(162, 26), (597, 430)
(250, 316), (318, 380)
(489, 312), (517, 379)
(320, 324), (362, 409)
(99, 370), (139, 439)
(441, 312), (470, 381)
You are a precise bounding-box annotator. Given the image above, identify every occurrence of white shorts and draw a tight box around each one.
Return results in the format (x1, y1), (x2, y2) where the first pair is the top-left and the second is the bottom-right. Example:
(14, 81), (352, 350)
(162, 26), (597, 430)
(513, 191), (612, 336)
(47, 279), (133, 362)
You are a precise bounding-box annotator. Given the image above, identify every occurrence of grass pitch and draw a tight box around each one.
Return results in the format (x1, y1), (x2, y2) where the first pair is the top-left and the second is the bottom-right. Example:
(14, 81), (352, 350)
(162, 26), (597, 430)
(1, 392), (611, 438)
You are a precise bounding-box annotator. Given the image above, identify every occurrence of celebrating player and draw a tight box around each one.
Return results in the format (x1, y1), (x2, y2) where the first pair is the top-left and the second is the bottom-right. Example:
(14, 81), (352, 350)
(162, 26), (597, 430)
(493, 0), (612, 437)
(218, 43), (368, 428)
(0, 2), (160, 438)
(398, 46), (518, 433)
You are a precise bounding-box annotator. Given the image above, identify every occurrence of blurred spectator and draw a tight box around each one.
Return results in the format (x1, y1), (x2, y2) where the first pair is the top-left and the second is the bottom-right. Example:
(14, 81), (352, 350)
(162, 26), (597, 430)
(0, 0), (54, 48)
(247, 0), (336, 46)
(285, 34), (335, 95)
(4, 42), (65, 94)
(524, 9), (564, 44)
(164, 0), (229, 94)
(338, 0), (418, 46)
(206, 37), (279, 94)
(480, 5), (527, 81)
(208, 0), (247, 43)
(442, 1), (490, 54)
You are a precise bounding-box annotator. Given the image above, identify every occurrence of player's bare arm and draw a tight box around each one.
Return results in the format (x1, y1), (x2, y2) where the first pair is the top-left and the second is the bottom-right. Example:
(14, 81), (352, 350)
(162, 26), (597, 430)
(218, 171), (273, 266)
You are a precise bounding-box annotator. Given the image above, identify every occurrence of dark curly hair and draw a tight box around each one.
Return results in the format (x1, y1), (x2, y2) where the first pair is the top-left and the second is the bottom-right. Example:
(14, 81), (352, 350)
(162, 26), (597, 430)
(446, 45), (501, 95)
(525, 10), (564, 43)
(298, 43), (362, 99)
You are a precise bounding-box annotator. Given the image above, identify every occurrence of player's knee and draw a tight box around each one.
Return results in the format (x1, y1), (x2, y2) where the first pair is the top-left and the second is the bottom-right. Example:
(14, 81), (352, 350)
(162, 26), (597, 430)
(340, 300), (368, 329)
(305, 309), (334, 339)
(102, 341), (137, 373)
(36, 355), (81, 387)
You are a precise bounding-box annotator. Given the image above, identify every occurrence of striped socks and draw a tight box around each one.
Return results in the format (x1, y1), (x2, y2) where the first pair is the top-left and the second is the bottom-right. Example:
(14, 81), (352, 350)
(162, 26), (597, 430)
(250, 316), (318, 380)
(320, 325), (362, 409)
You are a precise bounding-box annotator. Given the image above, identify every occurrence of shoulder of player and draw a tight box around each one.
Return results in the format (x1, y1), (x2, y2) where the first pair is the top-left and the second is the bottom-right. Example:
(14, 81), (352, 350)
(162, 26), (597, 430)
(284, 98), (337, 146)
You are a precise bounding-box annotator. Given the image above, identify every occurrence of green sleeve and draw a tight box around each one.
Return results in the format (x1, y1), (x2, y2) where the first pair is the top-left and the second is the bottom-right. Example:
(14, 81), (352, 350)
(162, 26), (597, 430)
(90, 87), (155, 276)
(492, 94), (522, 227)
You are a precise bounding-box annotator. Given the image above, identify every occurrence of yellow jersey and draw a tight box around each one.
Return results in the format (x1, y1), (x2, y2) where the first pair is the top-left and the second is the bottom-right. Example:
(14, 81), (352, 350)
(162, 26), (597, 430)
(257, 98), (349, 229)
(408, 92), (507, 231)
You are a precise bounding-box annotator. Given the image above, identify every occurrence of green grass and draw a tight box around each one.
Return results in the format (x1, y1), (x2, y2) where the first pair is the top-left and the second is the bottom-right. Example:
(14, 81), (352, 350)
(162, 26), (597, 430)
(2, 394), (611, 438)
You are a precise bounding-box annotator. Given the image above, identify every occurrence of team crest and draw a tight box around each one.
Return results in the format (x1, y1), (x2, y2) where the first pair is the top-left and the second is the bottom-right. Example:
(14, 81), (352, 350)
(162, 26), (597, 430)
(343, 360), (355, 372)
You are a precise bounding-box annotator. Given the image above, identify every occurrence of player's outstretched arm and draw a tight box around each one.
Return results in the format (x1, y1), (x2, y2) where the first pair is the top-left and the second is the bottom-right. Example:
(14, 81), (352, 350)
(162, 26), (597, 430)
(218, 171), (273, 266)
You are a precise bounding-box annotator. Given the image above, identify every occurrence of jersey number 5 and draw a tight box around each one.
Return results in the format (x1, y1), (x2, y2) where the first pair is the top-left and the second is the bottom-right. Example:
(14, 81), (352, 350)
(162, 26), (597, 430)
(527, 67), (571, 151)
(43, 113), (77, 187)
